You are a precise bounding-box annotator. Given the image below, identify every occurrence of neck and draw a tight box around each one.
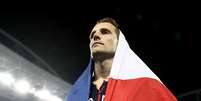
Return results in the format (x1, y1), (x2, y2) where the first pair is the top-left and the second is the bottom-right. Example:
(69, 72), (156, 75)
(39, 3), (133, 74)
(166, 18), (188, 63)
(93, 57), (113, 81)
(92, 57), (113, 89)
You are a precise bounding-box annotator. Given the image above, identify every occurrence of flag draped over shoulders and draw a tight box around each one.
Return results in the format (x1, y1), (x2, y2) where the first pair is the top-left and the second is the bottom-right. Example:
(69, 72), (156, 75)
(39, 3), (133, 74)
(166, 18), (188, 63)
(66, 31), (177, 101)
(66, 59), (93, 101)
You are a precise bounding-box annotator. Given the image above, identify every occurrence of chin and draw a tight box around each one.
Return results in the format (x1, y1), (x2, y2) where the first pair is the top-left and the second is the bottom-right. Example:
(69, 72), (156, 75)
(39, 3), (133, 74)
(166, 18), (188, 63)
(92, 48), (104, 53)
(91, 50), (115, 61)
(92, 50), (103, 55)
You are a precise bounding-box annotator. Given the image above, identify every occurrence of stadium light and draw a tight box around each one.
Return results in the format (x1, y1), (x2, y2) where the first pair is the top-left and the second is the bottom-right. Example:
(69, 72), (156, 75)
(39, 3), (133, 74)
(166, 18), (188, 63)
(14, 79), (31, 94)
(0, 72), (15, 86)
(34, 89), (62, 101)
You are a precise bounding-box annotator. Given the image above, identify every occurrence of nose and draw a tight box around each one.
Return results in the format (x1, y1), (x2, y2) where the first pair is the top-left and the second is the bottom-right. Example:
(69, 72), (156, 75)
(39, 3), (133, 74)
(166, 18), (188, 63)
(93, 32), (101, 41)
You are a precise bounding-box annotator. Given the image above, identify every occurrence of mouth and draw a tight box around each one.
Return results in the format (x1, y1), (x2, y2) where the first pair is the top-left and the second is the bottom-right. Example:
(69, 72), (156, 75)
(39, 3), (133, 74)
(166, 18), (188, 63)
(92, 42), (104, 47)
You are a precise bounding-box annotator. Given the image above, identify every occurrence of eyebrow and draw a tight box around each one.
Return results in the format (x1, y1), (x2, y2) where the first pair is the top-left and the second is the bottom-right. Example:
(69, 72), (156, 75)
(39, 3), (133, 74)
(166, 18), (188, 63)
(100, 28), (111, 33)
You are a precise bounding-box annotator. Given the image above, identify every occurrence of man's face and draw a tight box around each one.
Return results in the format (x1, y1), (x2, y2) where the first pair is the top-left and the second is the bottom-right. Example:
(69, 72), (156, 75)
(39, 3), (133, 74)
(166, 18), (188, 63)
(89, 22), (118, 59)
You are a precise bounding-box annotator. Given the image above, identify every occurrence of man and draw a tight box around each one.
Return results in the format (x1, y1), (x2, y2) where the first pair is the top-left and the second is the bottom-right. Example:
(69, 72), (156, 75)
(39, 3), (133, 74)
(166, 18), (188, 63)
(66, 17), (177, 101)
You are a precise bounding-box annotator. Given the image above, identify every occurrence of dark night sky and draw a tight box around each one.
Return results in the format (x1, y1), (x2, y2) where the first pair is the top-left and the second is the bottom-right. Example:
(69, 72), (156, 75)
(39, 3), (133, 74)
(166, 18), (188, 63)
(0, 5), (200, 97)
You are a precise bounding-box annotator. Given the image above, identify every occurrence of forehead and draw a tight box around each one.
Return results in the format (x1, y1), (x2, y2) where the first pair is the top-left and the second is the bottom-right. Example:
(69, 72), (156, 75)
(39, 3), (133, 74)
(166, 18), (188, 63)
(92, 22), (116, 31)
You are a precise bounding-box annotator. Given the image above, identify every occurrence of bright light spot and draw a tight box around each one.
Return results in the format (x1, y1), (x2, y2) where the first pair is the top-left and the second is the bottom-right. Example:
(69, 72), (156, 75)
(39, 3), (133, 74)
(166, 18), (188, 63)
(14, 80), (31, 94)
(50, 95), (63, 101)
(34, 89), (50, 99)
(29, 87), (36, 94)
(0, 72), (15, 86)
(34, 89), (62, 101)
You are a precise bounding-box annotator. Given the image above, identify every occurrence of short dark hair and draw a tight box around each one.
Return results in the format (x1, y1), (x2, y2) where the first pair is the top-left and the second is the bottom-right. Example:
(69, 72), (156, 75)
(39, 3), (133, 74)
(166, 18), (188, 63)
(96, 17), (120, 37)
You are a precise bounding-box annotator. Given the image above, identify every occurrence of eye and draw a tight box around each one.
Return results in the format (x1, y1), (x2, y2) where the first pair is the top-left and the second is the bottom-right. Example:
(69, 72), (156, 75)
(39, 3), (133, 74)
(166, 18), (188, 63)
(100, 28), (111, 34)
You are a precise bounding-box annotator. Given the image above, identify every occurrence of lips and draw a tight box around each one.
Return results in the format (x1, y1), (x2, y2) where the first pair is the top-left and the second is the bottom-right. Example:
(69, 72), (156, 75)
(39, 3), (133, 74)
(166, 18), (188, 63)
(92, 42), (104, 47)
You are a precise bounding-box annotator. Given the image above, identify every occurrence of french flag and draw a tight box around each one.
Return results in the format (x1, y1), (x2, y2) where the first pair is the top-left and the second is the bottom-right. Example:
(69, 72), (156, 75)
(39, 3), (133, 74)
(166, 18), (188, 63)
(66, 31), (177, 101)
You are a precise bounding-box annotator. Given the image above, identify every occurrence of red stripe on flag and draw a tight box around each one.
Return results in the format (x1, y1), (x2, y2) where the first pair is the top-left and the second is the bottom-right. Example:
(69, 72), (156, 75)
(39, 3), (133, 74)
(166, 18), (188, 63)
(104, 78), (177, 101)
(98, 90), (101, 101)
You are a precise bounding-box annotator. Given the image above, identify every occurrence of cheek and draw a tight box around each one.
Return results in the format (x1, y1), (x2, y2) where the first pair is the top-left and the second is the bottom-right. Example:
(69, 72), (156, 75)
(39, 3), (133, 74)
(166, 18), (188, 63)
(89, 41), (93, 50)
(89, 41), (93, 47)
(107, 39), (117, 49)
(111, 39), (118, 51)
(113, 40), (118, 49)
